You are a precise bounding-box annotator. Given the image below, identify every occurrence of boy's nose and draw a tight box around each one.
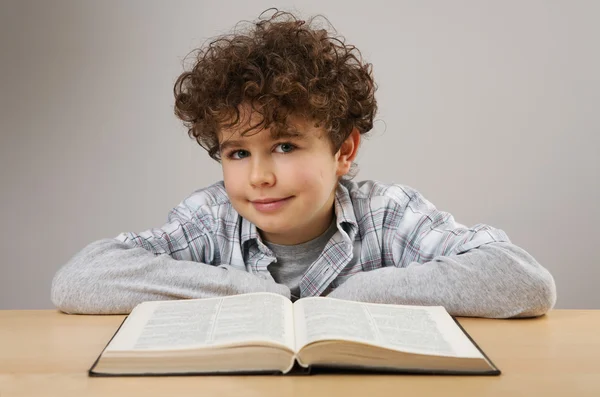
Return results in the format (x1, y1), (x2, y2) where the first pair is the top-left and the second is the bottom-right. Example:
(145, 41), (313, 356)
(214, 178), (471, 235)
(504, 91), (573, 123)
(249, 158), (276, 187)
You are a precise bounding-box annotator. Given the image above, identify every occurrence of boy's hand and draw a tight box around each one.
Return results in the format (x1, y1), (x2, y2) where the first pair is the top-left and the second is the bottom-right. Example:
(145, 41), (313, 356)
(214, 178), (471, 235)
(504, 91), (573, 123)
(218, 264), (291, 299)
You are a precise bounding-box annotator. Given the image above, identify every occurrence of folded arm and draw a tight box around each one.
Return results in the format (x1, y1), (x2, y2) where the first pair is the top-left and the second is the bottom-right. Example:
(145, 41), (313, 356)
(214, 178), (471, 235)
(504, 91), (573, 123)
(328, 188), (556, 318)
(328, 241), (556, 318)
(51, 239), (290, 315)
(51, 201), (290, 315)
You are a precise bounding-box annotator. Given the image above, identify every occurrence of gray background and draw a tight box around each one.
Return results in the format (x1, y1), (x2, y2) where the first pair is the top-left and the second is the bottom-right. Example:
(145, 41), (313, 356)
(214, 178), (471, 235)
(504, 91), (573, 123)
(1, 0), (598, 310)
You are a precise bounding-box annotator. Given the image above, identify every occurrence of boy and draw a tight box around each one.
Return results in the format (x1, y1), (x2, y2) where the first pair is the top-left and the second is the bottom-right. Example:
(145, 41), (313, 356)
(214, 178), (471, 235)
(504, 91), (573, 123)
(51, 9), (556, 318)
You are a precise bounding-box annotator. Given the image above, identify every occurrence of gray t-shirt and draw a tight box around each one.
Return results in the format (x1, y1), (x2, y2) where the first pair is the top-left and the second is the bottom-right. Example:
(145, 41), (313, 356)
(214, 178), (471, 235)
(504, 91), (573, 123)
(264, 220), (338, 301)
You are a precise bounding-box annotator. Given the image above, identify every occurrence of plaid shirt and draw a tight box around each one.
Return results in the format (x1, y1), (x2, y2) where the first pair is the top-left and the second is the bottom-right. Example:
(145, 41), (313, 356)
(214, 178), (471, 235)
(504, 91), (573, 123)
(116, 179), (510, 298)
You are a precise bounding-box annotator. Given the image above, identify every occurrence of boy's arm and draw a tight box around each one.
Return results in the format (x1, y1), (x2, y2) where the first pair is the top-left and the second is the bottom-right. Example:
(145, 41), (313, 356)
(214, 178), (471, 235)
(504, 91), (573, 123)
(51, 201), (290, 315)
(327, 241), (556, 318)
(51, 239), (290, 315)
(328, 188), (556, 318)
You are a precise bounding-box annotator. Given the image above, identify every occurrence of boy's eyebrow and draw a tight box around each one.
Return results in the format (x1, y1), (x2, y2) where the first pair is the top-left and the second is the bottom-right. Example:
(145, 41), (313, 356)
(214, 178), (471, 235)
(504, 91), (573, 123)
(218, 139), (245, 153)
(218, 130), (307, 152)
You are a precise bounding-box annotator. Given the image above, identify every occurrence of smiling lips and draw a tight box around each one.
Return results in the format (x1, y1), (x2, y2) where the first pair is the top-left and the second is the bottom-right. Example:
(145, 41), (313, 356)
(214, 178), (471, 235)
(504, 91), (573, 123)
(251, 197), (293, 212)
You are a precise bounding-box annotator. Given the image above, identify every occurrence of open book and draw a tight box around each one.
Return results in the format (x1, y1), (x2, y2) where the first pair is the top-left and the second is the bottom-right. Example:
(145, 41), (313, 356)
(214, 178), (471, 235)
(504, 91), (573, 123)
(89, 292), (499, 376)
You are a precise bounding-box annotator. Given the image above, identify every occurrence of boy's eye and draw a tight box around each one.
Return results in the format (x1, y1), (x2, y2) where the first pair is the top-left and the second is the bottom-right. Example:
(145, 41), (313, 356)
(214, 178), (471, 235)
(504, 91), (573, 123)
(230, 150), (250, 159)
(275, 143), (296, 153)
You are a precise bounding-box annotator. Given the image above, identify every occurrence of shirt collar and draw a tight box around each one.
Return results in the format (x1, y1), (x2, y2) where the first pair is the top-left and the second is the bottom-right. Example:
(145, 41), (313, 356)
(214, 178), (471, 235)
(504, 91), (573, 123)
(240, 181), (358, 247)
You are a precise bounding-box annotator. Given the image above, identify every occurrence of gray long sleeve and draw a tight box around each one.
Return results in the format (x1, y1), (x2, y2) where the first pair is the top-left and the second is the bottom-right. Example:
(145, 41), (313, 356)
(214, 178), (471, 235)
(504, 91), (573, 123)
(51, 238), (291, 314)
(327, 242), (556, 318)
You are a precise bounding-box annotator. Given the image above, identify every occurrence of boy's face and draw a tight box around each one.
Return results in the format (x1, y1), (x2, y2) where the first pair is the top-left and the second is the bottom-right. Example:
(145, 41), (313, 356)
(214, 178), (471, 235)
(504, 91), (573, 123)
(219, 105), (358, 245)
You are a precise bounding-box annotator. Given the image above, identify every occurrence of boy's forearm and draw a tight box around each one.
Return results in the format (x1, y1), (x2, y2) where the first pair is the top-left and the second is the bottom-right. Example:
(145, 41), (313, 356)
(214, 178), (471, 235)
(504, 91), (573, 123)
(327, 242), (556, 318)
(51, 239), (290, 315)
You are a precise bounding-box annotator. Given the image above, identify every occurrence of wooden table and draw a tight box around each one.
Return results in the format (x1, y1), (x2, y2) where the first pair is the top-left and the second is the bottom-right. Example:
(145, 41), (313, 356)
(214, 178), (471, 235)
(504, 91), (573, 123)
(0, 310), (598, 396)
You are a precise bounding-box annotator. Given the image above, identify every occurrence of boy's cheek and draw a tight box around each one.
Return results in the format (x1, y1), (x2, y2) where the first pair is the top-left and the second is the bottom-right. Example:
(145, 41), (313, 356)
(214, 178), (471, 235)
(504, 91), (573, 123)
(222, 171), (245, 195)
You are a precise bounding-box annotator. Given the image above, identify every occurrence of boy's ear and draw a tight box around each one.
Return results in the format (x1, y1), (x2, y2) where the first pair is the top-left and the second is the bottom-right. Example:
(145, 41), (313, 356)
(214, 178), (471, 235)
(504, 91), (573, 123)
(335, 128), (361, 177)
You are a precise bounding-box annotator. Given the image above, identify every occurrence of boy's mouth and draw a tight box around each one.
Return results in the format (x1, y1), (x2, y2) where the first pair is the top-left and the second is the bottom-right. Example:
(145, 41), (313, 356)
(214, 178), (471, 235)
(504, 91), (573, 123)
(251, 197), (290, 203)
(250, 196), (293, 212)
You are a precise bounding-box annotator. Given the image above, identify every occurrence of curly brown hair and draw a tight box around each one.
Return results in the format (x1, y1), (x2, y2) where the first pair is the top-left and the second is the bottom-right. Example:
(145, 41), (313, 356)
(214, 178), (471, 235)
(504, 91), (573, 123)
(173, 8), (377, 167)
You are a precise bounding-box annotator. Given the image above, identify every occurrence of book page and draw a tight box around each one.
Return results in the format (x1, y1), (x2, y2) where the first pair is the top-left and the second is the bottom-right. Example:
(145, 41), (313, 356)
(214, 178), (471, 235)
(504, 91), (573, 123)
(105, 293), (295, 352)
(294, 297), (483, 358)
(294, 297), (377, 348)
